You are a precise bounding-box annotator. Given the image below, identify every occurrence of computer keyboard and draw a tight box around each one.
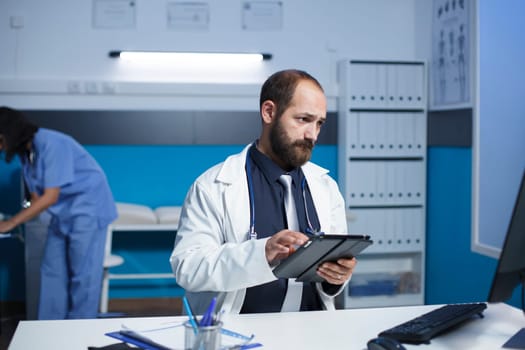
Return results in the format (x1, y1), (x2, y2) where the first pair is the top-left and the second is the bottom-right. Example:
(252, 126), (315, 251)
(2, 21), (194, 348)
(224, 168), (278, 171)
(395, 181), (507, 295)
(378, 302), (487, 344)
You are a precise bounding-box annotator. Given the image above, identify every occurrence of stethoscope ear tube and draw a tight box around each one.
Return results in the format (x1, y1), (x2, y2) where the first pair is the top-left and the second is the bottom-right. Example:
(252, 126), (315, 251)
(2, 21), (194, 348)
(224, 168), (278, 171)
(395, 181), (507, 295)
(245, 149), (318, 240)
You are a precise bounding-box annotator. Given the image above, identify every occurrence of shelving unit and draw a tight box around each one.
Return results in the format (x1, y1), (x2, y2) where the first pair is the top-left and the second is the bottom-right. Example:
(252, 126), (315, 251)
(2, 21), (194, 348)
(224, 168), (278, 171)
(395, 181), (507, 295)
(337, 59), (427, 308)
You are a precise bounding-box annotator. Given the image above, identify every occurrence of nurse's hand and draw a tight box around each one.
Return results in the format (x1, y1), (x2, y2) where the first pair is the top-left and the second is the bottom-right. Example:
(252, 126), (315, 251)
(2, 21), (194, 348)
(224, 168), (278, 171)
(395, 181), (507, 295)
(0, 219), (17, 234)
(265, 229), (308, 265)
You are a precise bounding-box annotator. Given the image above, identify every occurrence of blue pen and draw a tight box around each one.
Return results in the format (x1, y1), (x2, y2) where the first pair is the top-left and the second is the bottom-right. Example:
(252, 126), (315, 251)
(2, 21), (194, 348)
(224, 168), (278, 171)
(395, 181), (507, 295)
(200, 296), (217, 327)
(182, 296), (199, 335)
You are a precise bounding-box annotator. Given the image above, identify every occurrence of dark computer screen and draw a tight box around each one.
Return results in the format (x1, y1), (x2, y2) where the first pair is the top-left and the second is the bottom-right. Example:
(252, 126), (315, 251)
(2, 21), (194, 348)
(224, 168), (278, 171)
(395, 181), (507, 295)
(488, 170), (525, 307)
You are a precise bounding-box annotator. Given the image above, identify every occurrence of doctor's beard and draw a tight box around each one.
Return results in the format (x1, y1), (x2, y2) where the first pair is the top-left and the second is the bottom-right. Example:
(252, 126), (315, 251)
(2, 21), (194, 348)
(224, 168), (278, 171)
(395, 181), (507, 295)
(270, 118), (314, 169)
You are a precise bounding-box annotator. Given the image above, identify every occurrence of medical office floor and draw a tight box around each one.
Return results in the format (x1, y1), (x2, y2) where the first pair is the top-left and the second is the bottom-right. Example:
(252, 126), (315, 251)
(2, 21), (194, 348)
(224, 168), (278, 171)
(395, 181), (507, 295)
(1, 297), (183, 350)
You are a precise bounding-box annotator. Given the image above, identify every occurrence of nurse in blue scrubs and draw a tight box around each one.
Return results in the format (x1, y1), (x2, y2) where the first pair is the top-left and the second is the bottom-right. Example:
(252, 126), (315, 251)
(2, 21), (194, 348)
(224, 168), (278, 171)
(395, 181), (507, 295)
(0, 106), (117, 319)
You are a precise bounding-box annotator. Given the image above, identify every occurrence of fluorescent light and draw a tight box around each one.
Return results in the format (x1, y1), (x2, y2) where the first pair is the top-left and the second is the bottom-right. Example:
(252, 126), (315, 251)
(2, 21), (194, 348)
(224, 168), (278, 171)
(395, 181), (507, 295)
(108, 50), (272, 64)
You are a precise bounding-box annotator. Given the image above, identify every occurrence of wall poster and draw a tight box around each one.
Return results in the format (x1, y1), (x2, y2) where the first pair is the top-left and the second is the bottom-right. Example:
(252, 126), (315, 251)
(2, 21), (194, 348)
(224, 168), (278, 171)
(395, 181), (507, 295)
(431, 0), (472, 109)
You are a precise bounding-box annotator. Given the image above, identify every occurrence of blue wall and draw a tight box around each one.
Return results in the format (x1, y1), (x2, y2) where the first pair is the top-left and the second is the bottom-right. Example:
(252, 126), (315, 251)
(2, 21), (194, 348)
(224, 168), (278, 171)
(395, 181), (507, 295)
(2, 143), (521, 308)
(426, 146), (520, 308)
(87, 144), (338, 208)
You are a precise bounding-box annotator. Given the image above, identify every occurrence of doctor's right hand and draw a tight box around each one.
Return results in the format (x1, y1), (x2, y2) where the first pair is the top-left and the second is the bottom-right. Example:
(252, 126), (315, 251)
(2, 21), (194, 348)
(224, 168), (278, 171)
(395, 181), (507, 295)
(0, 219), (17, 234)
(265, 230), (308, 265)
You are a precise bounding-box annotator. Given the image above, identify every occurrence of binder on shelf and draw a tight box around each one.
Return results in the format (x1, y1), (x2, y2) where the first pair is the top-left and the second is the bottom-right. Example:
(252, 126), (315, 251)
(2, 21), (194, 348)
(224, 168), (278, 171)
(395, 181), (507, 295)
(414, 64), (425, 108)
(407, 113), (418, 155)
(383, 162), (391, 203)
(404, 208), (415, 248)
(361, 112), (376, 155)
(376, 64), (388, 108)
(347, 112), (359, 154)
(349, 64), (366, 108)
(347, 161), (360, 205)
(395, 207), (404, 245)
(395, 64), (407, 109)
(374, 113), (385, 156)
(352, 161), (375, 206)
(402, 112), (413, 157)
(347, 209), (368, 238)
(406, 65), (418, 108)
(404, 64), (417, 109)
(414, 112), (426, 154)
(376, 113), (387, 155)
(386, 64), (399, 108)
(391, 114), (402, 157)
(383, 113), (395, 156)
(374, 161), (385, 201)
(401, 162), (411, 205)
(362, 63), (378, 108)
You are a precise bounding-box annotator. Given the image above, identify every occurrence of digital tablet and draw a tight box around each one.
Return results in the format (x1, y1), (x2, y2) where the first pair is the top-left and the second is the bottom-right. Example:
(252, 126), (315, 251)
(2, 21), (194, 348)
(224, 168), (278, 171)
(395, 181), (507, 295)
(273, 234), (373, 283)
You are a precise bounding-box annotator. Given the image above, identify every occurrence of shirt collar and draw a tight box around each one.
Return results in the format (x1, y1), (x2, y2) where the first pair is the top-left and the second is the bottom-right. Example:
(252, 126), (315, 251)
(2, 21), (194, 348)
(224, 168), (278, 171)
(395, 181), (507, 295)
(249, 141), (302, 185)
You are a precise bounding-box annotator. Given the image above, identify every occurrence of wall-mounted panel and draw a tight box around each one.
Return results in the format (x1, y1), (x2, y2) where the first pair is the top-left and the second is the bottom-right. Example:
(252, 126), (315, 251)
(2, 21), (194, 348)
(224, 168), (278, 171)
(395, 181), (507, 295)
(23, 110), (337, 145)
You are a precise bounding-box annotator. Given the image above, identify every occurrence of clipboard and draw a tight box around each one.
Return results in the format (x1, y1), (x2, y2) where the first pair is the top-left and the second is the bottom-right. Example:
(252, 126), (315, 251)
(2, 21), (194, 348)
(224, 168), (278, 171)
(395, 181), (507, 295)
(106, 330), (172, 350)
(273, 234), (373, 282)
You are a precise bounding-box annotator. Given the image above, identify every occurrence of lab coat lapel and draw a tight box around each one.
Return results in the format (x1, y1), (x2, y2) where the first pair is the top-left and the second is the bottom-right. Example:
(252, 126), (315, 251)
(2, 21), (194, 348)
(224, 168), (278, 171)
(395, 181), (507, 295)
(217, 145), (251, 243)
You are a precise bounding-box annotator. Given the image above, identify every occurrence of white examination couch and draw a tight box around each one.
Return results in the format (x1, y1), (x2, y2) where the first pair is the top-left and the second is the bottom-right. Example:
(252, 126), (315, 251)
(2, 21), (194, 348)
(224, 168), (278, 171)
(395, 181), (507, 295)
(100, 202), (181, 314)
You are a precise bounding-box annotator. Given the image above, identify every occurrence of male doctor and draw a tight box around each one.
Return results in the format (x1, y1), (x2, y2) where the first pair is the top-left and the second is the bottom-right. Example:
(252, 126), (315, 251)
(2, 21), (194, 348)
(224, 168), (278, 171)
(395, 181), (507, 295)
(170, 69), (356, 314)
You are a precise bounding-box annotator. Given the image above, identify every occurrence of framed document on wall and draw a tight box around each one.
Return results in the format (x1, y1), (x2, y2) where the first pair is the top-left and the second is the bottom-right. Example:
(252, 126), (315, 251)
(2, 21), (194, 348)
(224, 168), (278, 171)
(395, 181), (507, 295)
(430, 0), (473, 110)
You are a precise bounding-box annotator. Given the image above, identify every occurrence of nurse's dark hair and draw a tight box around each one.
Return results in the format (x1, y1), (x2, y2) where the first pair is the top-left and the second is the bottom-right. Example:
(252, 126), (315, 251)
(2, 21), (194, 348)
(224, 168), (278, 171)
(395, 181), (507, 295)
(259, 69), (324, 118)
(0, 106), (39, 163)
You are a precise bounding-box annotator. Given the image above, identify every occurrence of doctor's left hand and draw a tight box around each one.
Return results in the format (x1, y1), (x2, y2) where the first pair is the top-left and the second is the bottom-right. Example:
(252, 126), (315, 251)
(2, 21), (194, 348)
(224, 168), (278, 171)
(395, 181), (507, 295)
(316, 257), (357, 285)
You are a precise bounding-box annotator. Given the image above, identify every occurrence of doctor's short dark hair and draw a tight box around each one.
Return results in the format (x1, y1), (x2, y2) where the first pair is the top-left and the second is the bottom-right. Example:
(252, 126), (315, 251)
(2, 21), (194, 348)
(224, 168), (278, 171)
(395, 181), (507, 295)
(0, 106), (39, 163)
(259, 69), (324, 119)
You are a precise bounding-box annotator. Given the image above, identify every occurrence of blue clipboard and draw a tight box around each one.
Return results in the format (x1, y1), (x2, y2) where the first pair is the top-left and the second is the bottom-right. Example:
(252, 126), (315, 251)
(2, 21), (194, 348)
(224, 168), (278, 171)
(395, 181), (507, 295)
(106, 330), (172, 350)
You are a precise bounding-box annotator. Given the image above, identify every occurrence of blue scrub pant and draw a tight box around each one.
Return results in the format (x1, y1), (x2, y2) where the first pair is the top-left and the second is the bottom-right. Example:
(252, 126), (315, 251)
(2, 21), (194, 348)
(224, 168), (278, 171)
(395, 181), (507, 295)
(38, 216), (107, 320)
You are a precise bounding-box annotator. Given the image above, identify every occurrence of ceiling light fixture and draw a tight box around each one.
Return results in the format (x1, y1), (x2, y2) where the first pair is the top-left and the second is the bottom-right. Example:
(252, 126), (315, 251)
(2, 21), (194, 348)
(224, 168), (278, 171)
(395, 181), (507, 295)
(108, 50), (272, 64)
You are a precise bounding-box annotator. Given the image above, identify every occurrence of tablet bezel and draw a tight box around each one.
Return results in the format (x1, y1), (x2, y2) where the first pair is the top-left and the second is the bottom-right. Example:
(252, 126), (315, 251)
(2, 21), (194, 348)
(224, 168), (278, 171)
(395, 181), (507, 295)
(273, 234), (372, 282)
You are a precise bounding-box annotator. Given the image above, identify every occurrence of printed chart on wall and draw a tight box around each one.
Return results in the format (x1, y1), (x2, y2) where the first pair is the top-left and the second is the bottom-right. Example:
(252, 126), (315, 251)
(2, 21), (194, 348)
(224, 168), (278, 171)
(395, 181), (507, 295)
(431, 0), (471, 109)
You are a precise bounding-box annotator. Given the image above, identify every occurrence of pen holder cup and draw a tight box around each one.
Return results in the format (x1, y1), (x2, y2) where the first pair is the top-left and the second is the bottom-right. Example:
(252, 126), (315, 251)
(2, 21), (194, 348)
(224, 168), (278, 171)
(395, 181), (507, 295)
(184, 321), (222, 350)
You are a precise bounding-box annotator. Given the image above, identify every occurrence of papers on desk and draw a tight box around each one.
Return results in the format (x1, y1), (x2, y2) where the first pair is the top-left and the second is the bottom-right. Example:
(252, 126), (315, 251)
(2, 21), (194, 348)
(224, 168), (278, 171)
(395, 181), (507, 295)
(105, 321), (262, 350)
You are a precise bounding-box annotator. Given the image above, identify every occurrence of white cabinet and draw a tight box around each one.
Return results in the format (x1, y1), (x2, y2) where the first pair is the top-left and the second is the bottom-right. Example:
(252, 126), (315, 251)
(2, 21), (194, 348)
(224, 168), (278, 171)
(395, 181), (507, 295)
(337, 60), (426, 308)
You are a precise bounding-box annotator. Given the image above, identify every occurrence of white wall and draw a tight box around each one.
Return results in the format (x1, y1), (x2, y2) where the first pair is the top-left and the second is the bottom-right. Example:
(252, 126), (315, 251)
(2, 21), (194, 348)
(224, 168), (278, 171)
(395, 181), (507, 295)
(0, 0), (420, 110)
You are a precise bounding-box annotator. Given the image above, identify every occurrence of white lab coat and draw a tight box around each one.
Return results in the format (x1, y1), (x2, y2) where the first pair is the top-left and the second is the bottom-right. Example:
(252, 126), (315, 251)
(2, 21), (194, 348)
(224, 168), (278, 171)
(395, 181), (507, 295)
(170, 144), (348, 314)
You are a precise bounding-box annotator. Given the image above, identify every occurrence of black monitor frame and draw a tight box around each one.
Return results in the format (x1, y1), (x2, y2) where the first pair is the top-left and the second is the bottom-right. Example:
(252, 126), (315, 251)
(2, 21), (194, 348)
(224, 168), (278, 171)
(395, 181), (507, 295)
(487, 170), (525, 348)
(487, 170), (525, 307)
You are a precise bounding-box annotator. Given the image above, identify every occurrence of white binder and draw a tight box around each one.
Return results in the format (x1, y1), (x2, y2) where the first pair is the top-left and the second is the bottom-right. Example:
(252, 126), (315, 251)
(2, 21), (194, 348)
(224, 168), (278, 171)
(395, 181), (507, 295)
(386, 64), (398, 108)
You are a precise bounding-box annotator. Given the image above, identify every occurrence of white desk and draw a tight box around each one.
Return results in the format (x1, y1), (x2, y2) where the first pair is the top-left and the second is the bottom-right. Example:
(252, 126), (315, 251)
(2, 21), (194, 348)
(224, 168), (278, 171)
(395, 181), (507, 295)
(8, 303), (523, 350)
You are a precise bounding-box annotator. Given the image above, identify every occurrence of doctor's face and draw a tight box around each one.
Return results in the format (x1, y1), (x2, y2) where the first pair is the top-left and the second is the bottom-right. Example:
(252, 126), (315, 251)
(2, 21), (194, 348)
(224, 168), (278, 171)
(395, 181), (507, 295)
(269, 80), (327, 170)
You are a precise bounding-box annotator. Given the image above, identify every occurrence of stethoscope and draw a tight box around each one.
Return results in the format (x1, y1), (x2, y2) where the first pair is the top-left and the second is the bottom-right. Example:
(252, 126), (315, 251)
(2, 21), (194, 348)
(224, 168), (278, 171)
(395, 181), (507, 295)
(245, 149), (319, 240)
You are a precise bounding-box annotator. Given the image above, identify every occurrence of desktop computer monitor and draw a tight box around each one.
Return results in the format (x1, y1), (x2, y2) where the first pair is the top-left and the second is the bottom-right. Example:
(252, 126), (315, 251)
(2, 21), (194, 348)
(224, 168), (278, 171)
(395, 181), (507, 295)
(487, 169), (525, 347)
(488, 170), (525, 306)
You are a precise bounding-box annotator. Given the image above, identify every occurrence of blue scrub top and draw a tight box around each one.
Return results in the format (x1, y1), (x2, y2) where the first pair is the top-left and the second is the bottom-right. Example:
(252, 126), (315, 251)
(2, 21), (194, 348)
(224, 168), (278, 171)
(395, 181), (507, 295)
(22, 128), (117, 228)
